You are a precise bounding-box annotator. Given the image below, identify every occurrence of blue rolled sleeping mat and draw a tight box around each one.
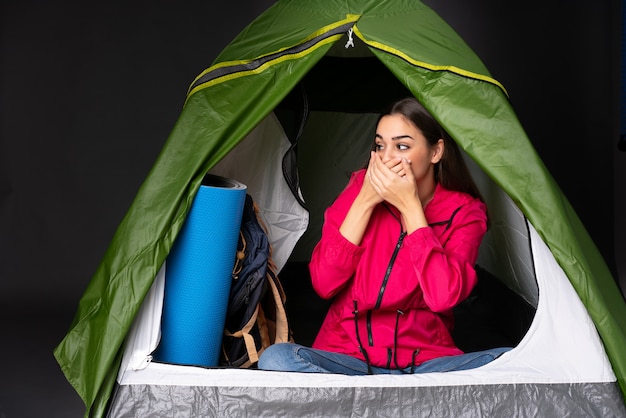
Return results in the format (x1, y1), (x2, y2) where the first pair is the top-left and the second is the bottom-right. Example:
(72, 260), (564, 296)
(153, 174), (247, 367)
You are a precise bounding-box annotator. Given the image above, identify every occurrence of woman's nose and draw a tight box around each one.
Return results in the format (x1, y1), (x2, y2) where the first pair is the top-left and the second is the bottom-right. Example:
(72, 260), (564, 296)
(382, 147), (395, 162)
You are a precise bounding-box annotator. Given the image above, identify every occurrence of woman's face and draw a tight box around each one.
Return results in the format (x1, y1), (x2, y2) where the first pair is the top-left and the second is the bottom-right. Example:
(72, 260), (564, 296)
(374, 114), (443, 182)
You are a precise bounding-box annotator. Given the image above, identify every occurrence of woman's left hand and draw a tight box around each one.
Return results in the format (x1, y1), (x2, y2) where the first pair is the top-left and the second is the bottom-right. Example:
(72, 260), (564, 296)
(368, 152), (419, 212)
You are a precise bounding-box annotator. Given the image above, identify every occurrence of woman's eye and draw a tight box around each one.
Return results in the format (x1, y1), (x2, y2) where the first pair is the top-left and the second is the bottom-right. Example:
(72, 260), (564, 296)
(375, 143), (384, 151)
(397, 144), (409, 151)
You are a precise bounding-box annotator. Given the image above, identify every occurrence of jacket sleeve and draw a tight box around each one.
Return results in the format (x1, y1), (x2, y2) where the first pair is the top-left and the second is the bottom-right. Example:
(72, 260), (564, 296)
(309, 172), (366, 300)
(404, 201), (487, 312)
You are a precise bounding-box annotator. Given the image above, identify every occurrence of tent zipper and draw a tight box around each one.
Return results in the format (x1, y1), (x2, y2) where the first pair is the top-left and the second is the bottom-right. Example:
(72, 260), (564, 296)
(135, 355), (153, 370)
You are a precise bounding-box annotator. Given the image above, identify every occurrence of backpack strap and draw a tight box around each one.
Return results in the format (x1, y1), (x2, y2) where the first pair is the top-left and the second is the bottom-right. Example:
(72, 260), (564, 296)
(266, 269), (291, 344)
(220, 194), (294, 368)
(223, 304), (262, 367)
(222, 272), (291, 367)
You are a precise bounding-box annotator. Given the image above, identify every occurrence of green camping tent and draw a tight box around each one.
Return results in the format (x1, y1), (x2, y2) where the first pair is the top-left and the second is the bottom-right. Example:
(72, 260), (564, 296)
(54, 1), (626, 416)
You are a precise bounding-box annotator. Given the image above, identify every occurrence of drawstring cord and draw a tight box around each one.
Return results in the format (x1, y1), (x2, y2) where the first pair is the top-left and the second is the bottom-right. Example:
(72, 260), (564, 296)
(392, 309), (419, 373)
(353, 300), (373, 375)
(393, 310), (404, 370)
(355, 305), (420, 374)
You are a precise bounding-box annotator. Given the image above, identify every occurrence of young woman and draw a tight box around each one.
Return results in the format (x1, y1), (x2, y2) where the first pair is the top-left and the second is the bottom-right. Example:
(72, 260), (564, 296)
(258, 98), (509, 375)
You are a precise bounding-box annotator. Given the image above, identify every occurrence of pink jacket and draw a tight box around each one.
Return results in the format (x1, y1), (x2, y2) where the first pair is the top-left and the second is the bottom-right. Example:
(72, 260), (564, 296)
(310, 169), (488, 369)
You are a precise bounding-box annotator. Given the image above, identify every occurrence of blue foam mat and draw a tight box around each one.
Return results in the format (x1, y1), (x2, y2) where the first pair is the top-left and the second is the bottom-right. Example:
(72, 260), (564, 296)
(154, 176), (246, 367)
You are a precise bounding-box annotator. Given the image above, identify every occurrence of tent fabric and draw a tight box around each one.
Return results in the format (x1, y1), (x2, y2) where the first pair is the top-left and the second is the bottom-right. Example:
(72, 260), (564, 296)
(107, 383), (626, 418)
(53, 0), (626, 416)
(208, 114), (310, 272)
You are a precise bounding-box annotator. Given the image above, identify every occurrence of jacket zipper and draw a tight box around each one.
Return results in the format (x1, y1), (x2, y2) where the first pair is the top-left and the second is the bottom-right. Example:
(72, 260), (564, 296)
(368, 230), (406, 346)
(375, 231), (406, 310)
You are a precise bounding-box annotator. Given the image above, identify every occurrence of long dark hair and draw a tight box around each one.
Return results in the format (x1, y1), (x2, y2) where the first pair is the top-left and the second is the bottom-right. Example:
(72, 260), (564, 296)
(372, 97), (483, 201)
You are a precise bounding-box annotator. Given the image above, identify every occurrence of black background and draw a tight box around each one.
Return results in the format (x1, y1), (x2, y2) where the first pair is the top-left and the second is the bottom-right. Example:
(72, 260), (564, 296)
(1, 1), (623, 416)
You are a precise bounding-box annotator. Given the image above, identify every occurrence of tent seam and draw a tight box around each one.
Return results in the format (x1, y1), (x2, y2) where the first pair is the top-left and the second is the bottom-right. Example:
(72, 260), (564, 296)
(352, 25), (508, 97)
(184, 17), (360, 104)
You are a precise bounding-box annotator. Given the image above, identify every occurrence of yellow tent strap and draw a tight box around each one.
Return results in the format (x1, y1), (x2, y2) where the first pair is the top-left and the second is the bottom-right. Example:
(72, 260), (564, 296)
(352, 25), (509, 97)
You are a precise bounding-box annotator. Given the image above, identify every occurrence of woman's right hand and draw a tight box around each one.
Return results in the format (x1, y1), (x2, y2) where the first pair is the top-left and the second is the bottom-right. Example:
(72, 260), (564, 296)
(360, 152), (386, 206)
(338, 153), (391, 245)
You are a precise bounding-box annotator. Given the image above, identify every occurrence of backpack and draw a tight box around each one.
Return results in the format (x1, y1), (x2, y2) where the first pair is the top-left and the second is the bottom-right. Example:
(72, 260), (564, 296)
(220, 194), (292, 368)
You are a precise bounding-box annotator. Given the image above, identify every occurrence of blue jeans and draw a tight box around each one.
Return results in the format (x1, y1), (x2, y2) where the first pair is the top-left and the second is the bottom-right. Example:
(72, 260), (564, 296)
(257, 343), (511, 375)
